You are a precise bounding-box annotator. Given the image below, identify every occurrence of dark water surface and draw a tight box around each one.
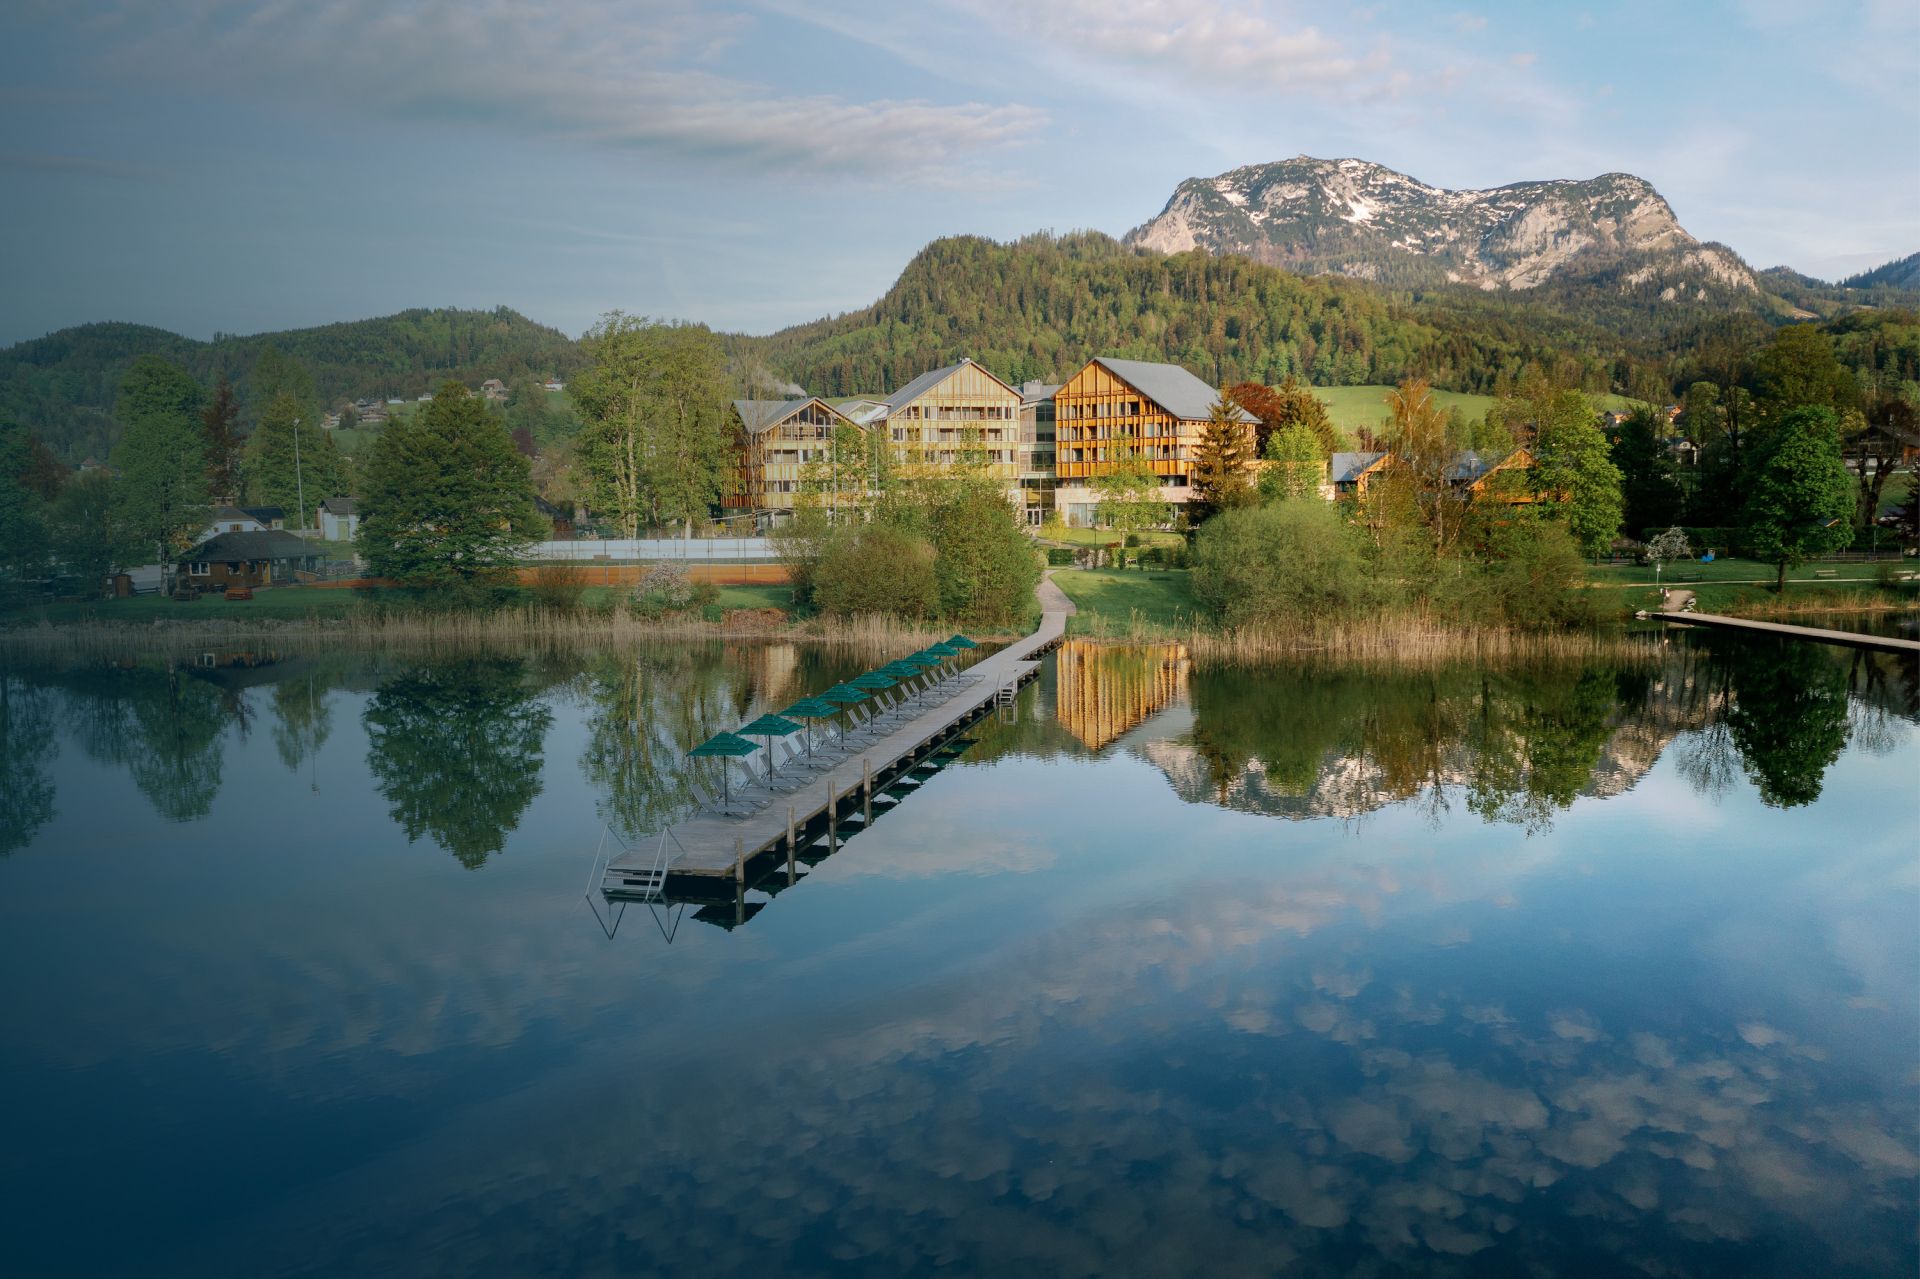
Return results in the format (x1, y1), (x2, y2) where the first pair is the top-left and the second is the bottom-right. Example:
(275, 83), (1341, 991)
(2, 636), (1915, 1278)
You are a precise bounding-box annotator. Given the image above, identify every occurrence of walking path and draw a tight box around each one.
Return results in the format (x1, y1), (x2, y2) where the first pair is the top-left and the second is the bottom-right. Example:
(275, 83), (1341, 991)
(1647, 610), (1920, 655)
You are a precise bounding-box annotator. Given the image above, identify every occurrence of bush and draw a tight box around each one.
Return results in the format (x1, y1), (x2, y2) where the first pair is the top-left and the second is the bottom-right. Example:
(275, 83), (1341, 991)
(814, 524), (938, 619)
(1477, 516), (1600, 628)
(929, 487), (1041, 626)
(632, 561), (694, 614)
(1046, 547), (1075, 566)
(529, 565), (588, 611)
(1191, 502), (1377, 627)
(1124, 532), (1141, 548)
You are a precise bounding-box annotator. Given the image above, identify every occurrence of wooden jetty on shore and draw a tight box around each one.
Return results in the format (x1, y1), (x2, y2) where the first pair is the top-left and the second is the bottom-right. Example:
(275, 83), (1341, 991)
(602, 576), (1075, 899)
(1648, 610), (1920, 655)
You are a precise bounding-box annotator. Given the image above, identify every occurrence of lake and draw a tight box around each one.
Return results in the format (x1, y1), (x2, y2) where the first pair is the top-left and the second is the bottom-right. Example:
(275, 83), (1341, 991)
(1, 634), (1915, 1277)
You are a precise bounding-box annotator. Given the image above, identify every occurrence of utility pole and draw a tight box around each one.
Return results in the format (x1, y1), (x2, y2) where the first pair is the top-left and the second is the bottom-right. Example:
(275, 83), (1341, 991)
(292, 416), (307, 534)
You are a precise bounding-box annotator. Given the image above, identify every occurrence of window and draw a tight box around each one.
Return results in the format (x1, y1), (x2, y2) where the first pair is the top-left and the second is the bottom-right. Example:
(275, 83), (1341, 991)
(191, 562), (210, 576)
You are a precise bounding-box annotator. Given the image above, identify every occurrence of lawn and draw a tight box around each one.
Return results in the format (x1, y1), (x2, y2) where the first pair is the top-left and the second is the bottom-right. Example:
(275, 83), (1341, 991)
(1039, 525), (1184, 550)
(1585, 555), (1916, 616)
(1311, 385), (1643, 440)
(1051, 568), (1199, 630)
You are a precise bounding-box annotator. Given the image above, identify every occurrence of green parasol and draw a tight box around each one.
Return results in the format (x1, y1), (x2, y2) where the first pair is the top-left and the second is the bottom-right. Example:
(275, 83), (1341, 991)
(820, 684), (869, 746)
(782, 698), (837, 760)
(688, 731), (759, 812)
(739, 713), (801, 779)
(945, 633), (978, 649)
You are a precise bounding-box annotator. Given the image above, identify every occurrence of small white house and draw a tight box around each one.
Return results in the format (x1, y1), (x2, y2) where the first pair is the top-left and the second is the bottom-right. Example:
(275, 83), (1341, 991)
(318, 496), (359, 542)
(199, 505), (268, 542)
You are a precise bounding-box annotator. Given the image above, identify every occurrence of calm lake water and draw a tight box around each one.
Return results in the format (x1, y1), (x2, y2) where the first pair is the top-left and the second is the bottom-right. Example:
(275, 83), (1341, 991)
(2, 634), (1916, 1278)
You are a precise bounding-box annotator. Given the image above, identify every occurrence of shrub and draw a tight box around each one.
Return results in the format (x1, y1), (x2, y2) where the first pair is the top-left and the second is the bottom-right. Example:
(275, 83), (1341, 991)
(529, 565), (588, 611)
(1045, 547), (1075, 567)
(813, 524), (938, 619)
(929, 487), (1041, 626)
(632, 561), (694, 613)
(1477, 516), (1600, 628)
(1191, 501), (1376, 627)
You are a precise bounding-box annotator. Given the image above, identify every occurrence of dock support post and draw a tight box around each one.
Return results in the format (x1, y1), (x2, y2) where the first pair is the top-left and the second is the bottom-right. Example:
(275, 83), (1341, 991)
(862, 757), (872, 823)
(786, 806), (796, 884)
(734, 837), (745, 884)
(827, 779), (837, 850)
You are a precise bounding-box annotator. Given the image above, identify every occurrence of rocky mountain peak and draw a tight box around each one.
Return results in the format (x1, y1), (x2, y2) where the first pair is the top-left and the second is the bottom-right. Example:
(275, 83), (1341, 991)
(1124, 157), (1756, 297)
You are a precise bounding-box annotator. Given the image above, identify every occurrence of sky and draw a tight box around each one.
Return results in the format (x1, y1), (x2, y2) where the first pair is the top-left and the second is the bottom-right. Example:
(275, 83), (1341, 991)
(1, 0), (1915, 347)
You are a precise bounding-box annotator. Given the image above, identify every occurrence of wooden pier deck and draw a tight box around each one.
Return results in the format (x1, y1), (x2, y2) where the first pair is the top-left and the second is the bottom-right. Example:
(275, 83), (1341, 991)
(1649, 610), (1920, 655)
(605, 576), (1075, 891)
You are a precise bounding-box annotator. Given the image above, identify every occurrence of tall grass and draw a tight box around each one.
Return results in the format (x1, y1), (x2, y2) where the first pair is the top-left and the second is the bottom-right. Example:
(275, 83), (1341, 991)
(1713, 588), (1920, 620)
(0, 602), (997, 661)
(1069, 606), (1657, 666)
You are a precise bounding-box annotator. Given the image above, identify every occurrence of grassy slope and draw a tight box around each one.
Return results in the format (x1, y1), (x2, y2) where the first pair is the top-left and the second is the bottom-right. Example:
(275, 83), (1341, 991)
(1312, 385), (1642, 439)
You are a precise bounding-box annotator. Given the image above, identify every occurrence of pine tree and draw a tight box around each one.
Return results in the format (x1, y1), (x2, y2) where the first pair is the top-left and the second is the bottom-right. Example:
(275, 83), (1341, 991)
(244, 391), (350, 526)
(109, 355), (209, 591)
(201, 375), (242, 502)
(1188, 389), (1255, 526)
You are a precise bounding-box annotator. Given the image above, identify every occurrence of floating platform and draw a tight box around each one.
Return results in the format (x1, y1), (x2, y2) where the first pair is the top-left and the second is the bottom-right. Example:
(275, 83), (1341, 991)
(604, 577), (1075, 893)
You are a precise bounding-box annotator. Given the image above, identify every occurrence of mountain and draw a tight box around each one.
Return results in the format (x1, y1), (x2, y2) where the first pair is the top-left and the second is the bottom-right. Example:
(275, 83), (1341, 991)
(1, 307), (583, 462)
(1841, 252), (1920, 291)
(1125, 157), (1758, 303)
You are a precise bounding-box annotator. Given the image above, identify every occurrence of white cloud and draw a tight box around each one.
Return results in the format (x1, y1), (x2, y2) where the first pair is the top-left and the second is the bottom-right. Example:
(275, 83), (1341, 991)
(1451, 12), (1488, 32)
(952, 0), (1396, 96)
(78, 0), (1044, 181)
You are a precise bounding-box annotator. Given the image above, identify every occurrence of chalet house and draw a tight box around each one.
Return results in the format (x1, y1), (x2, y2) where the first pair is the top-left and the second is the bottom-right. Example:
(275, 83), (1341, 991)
(242, 506), (286, 530)
(318, 496), (359, 541)
(1052, 357), (1255, 526)
(542, 379), (565, 392)
(1330, 451), (1390, 497)
(185, 530), (323, 589)
(481, 378), (509, 402)
(1446, 448), (1537, 502)
(865, 358), (1025, 510)
(726, 396), (864, 516)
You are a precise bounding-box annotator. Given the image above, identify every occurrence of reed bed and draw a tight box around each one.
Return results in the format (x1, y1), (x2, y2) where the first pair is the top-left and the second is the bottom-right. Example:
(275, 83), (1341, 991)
(0, 606), (976, 661)
(1069, 607), (1659, 667)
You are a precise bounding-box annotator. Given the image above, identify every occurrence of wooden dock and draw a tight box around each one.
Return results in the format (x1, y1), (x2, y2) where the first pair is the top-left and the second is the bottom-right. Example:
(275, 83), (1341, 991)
(1649, 610), (1920, 655)
(604, 576), (1076, 894)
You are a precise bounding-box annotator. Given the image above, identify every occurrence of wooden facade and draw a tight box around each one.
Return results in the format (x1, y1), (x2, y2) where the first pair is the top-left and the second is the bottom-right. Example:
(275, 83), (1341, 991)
(1051, 357), (1250, 524)
(727, 398), (863, 514)
(881, 360), (1022, 501)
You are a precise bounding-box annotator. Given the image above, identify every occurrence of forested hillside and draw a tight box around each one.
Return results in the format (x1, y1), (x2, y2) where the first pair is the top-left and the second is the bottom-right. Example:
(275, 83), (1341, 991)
(2, 307), (582, 462)
(732, 232), (1687, 400)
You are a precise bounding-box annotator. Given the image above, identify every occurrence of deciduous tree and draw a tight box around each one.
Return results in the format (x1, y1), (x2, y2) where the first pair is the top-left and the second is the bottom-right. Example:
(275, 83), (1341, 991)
(359, 382), (546, 584)
(1258, 421), (1325, 502)
(1739, 406), (1853, 590)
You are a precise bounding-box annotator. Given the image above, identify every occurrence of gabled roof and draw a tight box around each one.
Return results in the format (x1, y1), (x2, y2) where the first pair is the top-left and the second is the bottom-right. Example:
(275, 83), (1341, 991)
(1448, 448), (1532, 487)
(1330, 451), (1388, 483)
(881, 357), (1019, 411)
(209, 505), (261, 525)
(191, 530), (322, 563)
(1018, 380), (1060, 405)
(320, 496), (357, 516)
(1089, 357), (1256, 423)
(731, 397), (856, 436)
(240, 505), (285, 522)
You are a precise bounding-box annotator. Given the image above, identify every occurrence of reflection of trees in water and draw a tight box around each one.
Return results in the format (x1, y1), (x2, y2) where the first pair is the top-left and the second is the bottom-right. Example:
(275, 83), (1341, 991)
(363, 660), (554, 869)
(0, 676), (58, 854)
(570, 646), (759, 839)
(1165, 636), (1912, 826)
(269, 672), (336, 775)
(1722, 642), (1851, 808)
(63, 665), (230, 822)
(1182, 665), (1624, 831)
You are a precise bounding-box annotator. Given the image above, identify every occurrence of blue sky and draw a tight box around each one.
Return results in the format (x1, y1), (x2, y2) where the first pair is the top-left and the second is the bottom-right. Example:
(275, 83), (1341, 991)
(1, 0), (1915, 346)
